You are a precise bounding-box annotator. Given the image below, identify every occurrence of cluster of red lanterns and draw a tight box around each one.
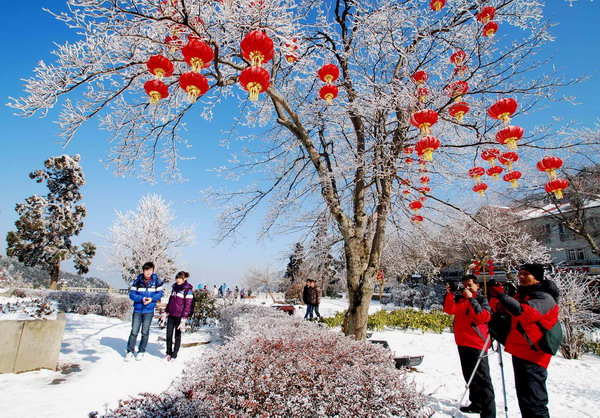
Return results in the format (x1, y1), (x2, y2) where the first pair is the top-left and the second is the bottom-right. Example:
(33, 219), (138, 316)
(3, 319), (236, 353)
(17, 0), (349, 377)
(473, 258), (494, 276)
(284, 38), (299, 64)
(239, 30), (273, 101)
(537, 156), (569, 198)
(477, 6), (499, 38)
(412, 70), (429, 103)
(447, 50), (471, 123)
(318, 64), (340, 104)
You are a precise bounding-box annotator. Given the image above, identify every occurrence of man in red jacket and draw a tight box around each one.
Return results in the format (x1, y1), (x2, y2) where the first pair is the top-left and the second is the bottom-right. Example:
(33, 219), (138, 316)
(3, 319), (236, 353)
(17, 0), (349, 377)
(489, 264), (559, 418)
(444, 275), (496, 417)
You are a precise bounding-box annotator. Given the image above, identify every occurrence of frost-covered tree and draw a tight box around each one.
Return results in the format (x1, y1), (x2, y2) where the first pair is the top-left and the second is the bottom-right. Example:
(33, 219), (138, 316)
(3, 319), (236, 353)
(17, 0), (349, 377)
(6, 155), (96, 290)
(549, 269), (600, 359)
(242, 266), (284, 302)
(305, 216), (342, 296)
(284, 242), (306, 284)
(11, 0), (599, 339)
(107, 194), (196, 283)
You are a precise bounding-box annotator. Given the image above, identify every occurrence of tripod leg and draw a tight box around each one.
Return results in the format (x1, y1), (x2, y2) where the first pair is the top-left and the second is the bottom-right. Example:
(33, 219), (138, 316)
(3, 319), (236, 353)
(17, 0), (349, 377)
(497, 342), (509, 418)
(451, 334), (492, 417)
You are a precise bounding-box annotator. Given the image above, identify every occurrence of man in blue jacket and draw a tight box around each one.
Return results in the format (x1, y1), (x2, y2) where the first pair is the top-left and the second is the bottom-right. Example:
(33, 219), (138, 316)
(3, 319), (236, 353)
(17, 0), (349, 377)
(125, 262), (164, 361)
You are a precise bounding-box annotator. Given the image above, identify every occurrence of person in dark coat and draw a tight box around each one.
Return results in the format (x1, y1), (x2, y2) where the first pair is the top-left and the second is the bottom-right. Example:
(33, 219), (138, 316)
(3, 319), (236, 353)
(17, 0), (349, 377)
(126, 262), (164, 361)
(444, 275), (496, 417)
(302, 279), (313, 319)
(489, 264), (559, 418)
(163, 271), (194, 361)
(309, 280), (322, 319)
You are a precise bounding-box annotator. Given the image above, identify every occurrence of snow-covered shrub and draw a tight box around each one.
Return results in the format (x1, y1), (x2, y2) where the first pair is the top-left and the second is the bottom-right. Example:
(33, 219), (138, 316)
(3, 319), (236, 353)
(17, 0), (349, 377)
(188, 290), (219, 332)
(13, 289), (131, 320)
(550, 270), (600, 359)
(219, 302), (287, 339)
(387, 283), (444, 311)
(89, 391), (213, 418)
(179, 313), (429, 417)
(0, 297), (56, 319)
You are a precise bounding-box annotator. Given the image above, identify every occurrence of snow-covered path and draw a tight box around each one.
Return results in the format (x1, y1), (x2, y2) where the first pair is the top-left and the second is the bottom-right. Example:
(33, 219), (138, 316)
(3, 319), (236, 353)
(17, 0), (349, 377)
(0, 314), (213, 417)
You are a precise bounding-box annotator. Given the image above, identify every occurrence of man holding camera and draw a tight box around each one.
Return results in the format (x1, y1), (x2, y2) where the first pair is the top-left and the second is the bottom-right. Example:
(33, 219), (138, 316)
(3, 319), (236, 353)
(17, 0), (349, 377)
(444, 275), (496, 417)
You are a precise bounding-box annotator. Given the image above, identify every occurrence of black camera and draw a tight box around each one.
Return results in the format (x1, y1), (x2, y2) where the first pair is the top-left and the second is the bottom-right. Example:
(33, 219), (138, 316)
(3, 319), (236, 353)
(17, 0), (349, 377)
(486, 279), (517, 297)
(447, 281), (464, 300)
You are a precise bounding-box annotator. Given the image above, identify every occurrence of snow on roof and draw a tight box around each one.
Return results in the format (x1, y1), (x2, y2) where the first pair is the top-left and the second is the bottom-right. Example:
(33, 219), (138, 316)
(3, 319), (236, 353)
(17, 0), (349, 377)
(515, 199), (600, 220)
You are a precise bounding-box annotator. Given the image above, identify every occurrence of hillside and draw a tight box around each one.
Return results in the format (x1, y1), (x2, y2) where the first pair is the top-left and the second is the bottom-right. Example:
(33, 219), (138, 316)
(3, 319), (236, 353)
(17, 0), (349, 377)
(0, 255), (110, 289)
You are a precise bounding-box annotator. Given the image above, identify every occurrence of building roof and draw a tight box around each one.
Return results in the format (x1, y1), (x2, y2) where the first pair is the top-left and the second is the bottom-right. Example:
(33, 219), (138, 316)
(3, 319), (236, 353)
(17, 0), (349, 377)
(515, 199), (600, 220)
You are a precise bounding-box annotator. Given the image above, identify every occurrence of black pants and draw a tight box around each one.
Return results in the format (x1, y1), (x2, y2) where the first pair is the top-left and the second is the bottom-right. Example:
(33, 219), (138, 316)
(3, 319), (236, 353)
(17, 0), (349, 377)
(166, 316), (183, 358)
(512, 355), (549, 418)
(457, 345), (496, 418)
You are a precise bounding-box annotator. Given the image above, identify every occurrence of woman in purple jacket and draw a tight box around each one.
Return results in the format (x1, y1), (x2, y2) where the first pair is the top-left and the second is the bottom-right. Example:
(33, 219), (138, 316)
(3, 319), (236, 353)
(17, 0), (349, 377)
(164, 271), (193, 361)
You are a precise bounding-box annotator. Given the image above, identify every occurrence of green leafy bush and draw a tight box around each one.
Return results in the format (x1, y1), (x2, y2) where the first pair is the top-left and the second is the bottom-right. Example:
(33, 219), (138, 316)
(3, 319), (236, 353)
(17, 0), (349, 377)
(322, 308), (453, 333)
(187, 290), (219, 332)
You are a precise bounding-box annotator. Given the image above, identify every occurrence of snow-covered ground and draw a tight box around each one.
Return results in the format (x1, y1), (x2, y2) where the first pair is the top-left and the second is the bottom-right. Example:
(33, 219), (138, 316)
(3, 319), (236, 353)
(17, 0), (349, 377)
(0, 298), (598, 417)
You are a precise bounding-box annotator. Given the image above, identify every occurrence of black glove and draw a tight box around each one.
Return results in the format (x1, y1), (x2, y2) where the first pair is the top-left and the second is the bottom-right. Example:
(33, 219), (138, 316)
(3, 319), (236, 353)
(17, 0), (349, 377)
(488, 282), (504, 298)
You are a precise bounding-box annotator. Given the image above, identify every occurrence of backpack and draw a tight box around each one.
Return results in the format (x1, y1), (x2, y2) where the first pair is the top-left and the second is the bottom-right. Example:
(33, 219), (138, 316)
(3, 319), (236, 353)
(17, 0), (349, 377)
(488, 311), (512, 345)
(536, 321), (563, 355)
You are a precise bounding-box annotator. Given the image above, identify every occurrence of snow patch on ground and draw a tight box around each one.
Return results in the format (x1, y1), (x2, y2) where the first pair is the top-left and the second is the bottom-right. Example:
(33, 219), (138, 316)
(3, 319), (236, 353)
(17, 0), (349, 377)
(0, 299), (598, 417)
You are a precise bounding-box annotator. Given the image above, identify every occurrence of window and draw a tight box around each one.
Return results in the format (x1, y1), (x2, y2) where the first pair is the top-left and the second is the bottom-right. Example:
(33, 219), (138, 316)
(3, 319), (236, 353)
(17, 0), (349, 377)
(566, 248), (587, 263)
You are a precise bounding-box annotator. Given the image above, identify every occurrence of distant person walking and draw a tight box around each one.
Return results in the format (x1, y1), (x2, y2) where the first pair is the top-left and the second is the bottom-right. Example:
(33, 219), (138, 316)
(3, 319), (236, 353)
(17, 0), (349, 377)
(309, 280), (322, 320)
(163, 271), (193, 361)
(125, 262), (164, 361)
(213, 285), (219, 298)
(302, 279), (313, 319)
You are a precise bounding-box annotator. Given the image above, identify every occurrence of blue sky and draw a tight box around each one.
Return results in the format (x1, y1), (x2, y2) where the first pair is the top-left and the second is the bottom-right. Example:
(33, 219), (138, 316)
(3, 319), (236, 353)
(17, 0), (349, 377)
(1, 1), (599, 288)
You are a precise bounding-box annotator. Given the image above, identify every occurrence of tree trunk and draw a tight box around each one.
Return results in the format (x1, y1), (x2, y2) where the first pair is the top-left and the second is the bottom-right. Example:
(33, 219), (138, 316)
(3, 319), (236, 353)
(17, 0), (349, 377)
(341, 239), (378, 340)
(49, 263), (60, 290)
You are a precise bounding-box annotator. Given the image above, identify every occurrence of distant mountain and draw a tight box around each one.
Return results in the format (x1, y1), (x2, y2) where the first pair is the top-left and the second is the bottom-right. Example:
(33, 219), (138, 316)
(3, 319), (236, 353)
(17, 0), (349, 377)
(0, 255), (110, 289)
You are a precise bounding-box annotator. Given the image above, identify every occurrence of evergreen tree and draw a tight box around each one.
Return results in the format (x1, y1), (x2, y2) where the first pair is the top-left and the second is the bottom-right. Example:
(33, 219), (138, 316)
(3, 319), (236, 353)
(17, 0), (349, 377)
(6, 154), (96, 290)
(284, 242), (305, 284)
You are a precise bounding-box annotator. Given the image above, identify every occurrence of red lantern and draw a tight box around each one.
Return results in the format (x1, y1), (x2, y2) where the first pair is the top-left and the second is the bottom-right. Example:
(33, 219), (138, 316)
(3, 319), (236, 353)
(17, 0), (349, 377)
(409, 200), (423, 213)
(472, 182), (488, 196)
(403, 147), (414, 155)
(410, 109), (439, 136)
(481, 148), (501, 166)
(418, 186), (431, 195)
(477, 7), (496, 24)
(448, 101), (470, 122)
(450, 50), (467, 65)
(405, 157), (414, 165)
(285, 54), (298, 64)
(411, 215), (424, 224)
(545, 178), (569, 199)
(239, 66), (270, 101)
(146, 55), (174, 79)
(319, 84), (339, 104)
(445, 81), (469, 101)
(488, 98), (517, 125)
(486, 165), (504, 180)
(453, 65), (469, 78)
(318, 64), (340, 83)
(498, 152), (519, 171)
(144, 79), (169, 104)
(429, 0), (446, 11)
(417, 87), (429, 103)
(412, 71), (429, 85)
(241, 30), (274, 67)
(179, 72), (209, 102)
(483, 21), (499, 38)
(165, 35), (183, 52)
(420, 176), (430, 184)
(182, 39), (214, 72)
(536, 156), (563, 179)
(468, 167), (486, 183)
(415, 136), (441, 161)
(496, 126), (524, 150)
(503, 170), (522, 189)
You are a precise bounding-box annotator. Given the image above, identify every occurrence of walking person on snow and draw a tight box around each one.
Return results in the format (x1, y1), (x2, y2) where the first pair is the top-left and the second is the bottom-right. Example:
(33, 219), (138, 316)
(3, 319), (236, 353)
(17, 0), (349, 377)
(488, 264), (560, 418)
(125, 262), (164, 361)
(163, 271), (194, 361)
(309, 279), (322, 320)
(444, 275), (496, 417)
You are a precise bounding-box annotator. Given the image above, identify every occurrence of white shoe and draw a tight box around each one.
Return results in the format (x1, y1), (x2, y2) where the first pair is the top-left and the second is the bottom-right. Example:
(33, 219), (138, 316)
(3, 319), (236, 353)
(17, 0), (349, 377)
(136, 352), (145, 361)
(124, 352), (135, 362)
